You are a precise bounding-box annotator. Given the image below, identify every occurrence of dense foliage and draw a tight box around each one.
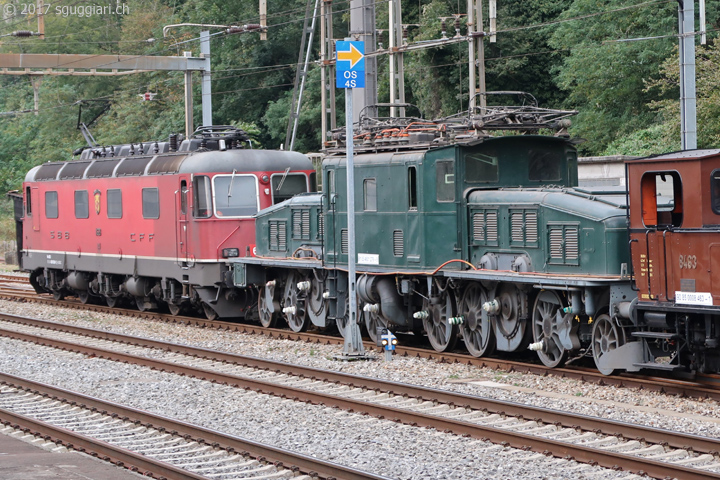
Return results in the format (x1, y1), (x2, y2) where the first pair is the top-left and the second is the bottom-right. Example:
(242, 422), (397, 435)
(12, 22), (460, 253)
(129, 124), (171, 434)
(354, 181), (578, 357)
(0, 0), (718, 229)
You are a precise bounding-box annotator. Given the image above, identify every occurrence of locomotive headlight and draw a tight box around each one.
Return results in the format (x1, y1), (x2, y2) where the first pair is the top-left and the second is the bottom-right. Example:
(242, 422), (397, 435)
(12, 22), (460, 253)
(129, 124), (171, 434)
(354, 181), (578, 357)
(222, 248), (240, 258)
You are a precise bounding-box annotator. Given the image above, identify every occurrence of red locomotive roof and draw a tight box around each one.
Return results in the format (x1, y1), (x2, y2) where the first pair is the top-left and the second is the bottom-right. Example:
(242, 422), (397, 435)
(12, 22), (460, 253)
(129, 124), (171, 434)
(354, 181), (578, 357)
(25, 149), (312, 182)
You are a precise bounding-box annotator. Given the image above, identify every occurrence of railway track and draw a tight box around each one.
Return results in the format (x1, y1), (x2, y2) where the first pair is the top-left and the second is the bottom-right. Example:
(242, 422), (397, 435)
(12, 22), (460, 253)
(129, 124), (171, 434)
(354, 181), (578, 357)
(1, 312), (719, 480)
(0, 372), (388, 480)
(1, 284), (720, 402)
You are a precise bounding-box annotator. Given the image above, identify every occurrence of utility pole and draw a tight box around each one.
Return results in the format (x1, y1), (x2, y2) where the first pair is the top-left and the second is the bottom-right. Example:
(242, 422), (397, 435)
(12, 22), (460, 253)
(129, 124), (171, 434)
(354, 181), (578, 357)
(349, 0), (377, 123)
(320, 0), (336, 148)
(678, 0), (697, 150)
(388, 0), (405, 117)
(200, 31), (212, 127)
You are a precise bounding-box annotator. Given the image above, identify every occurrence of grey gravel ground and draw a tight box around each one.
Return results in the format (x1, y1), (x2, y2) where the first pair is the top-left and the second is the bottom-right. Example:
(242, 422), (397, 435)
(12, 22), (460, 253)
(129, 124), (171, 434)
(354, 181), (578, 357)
(1, 297), (714, 479)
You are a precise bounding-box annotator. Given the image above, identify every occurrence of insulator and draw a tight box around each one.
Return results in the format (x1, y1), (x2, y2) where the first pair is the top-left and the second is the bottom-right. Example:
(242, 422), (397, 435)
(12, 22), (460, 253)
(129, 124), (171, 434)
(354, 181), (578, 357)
(138, 143), (144, 155)
(440, 20), (447, 38)
(169, 134), (178, 152)
(297, 281), (311, 291)
(153, 142), (159, 154)
(110, 145), (115, 157)
(129, 144), (135, 156)
(413, 310), (429, 320)
(12, 31), (34, 37)
(454, 17), (461, 36)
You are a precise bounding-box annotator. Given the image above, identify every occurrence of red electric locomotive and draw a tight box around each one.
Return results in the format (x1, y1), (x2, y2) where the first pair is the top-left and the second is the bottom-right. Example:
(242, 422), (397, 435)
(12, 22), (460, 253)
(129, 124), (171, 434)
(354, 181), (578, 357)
(15, 126), (315, 319)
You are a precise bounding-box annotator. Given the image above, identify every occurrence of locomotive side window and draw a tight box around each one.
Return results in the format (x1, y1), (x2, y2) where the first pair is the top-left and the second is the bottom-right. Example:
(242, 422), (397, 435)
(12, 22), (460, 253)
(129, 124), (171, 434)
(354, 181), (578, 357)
(193, 176), (212, 218)
(74, 190), (89, 219)
(711, 170), (720, 215)
(142, 188), (160, 219)
(213, 174), (258, 217)
(408, 166), (417, 210)
(107, 189), (122, 219)
(465, 152), (499, 183)
(363, 178), (377, 211)
(45, 191), (58, 219)
(641, 171), (683, 228)
(436, 161), (455, 202)
(180, 181), (188, 215)
(528, 150), (562, 181)
(25, 187), (31, 216)
(271, 173), (308, 204)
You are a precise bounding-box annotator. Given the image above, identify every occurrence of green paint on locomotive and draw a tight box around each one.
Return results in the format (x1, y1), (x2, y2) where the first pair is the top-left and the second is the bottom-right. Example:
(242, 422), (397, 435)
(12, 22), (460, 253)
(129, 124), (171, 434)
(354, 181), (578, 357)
(255, 135), (629, 275)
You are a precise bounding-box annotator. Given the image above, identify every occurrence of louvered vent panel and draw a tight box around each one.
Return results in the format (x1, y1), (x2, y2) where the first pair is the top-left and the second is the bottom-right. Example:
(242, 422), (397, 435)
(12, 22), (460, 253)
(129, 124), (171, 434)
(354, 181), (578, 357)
(278, 222), (287, 251)
(526, 211), (538, 243)
(473, 213), (485, 242)
(341, 229), (348, 254)
(318, 213), (324, 238)
(302, 210), (310, 239)
(565, 228), (579, 260)
(486, 212), (498, 244)
(292, 211), (302, 238)
(269, 222), (278, 251)
(393, 230), (404, 257)
(511, 212), (524, 243)
(549, 228), (564, 259)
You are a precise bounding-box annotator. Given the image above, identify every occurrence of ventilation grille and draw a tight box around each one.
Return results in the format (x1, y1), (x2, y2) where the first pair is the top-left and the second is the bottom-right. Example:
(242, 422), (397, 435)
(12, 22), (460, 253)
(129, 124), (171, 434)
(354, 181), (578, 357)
(341, 229), (348, 254)
(292, 209), (311, 239)
(269, 221), (287, 252)
(510, 210), (538, 246)
(317, 212), (324, 238)
(472, 210), (498, 245)
(393, 230), (404, 257)
(549, 225), (579, 264)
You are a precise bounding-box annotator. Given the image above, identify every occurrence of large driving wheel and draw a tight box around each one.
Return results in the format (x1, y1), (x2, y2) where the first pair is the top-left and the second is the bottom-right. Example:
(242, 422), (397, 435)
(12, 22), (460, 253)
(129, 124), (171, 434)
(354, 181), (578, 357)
(259, 285), (279, 328)
(459, 283), (495, 357)
(364, 308), (387, 343)
(283, 274), (308, 332)
(592, 314), (625, 375)
(422, 292), (459, 352)
(307, 274), (328, 327)
(532, 290), (568, 368)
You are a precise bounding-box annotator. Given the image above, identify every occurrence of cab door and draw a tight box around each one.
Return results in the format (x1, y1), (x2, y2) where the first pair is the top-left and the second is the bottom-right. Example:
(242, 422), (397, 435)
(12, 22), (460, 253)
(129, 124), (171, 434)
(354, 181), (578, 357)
(29, 187), (40, 232)
(176, 178), (191, 263)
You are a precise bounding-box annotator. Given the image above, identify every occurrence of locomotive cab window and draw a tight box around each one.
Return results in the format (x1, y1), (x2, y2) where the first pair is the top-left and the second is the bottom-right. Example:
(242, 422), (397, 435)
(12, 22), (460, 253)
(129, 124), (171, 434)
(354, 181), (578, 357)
(641, 171), (683, 228)
(107, 189), (122, 219)
(45, 191), (58, 219)
(465, 152), (499, 183)
(436, 160), (455, 202)
(364, 178), (377, 211)
(711, 170), (720, 215)
(25, 186), (31, 216)
(528, 150), (562, 181)
(193, 175), (212, 218)
(408, 166), (417, 210)
(142, 188), (160, 219)
(213, 174), (258, 217)
(271, 173), (307, 204)
(74, 190), (89, 219)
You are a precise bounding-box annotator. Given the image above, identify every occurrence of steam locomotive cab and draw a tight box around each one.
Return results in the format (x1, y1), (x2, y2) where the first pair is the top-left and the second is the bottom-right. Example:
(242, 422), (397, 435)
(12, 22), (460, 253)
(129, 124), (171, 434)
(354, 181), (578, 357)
(627, 149), (720, 372)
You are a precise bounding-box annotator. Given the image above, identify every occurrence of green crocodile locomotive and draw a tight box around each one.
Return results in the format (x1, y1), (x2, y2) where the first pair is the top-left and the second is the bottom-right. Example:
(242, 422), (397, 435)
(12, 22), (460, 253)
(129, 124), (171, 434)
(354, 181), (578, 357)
(234, 99), (645, 375)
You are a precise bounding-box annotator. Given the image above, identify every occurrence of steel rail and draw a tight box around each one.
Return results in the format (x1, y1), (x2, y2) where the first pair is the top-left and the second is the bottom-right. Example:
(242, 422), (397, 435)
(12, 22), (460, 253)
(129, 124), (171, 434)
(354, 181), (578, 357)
(2, 289), (720, 401)
(2, 313), (719, 455)
(0, 372), (390, 480)
(0, 323), (718, 479)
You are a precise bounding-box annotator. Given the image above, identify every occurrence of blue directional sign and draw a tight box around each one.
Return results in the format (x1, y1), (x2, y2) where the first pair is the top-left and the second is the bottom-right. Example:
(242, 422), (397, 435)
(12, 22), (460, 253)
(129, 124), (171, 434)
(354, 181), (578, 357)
(336, 40), (365, 89)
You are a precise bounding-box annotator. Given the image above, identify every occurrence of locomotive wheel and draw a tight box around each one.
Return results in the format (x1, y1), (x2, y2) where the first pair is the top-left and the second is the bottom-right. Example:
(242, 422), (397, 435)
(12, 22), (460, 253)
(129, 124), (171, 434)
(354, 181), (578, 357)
(307, 274), (327, 327)
(168, 303), (183, 316)
(592, 314), (625, 376)
(531, 290), (568, 368)
(77, 291), (91, 304)
(283, 286), (308, 332)
(258, 288), (279, 328)
(202, 303), (219, 320)
(364, 309), (387, 344)
(459, 283), (495, 357)
(422, 293), (459, 352)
